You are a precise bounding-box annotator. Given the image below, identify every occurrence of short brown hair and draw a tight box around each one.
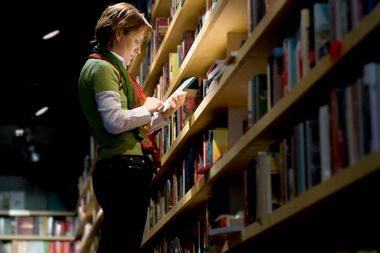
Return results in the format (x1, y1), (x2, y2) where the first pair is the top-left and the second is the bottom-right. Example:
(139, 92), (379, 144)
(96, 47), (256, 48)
(93, 2), (152, 49)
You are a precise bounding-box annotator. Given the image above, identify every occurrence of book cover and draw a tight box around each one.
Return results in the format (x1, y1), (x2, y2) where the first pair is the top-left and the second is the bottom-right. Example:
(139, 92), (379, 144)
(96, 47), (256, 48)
(319, 104), (332, 181)
(345, 84), (360, 165)
(180, 30), (195, 62)
(294, 122), (306, 196)
(256, 151), (272, 219)
(329, 88), (343, 174)
(313, 2), (330, 62)
(300, 8), (311, 78)
(28, 241), (45, 253)
(356, 76), (371, 157)
(212, 128), (229, 162)
(256, 74), (268, 119)
(363, 62), (380, 152)
(155, 17), (169, 38)
(243, 160), (257, 225)
(16, 216), (35, 235)
(13, 241), (28, 253)
(168, 52), (179, 82)
(305, 119), (321, 187)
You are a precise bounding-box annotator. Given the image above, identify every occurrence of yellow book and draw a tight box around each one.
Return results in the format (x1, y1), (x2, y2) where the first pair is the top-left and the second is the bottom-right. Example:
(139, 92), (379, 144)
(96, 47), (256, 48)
(212, 128), (229, 162)
(169, 52), (179, 82)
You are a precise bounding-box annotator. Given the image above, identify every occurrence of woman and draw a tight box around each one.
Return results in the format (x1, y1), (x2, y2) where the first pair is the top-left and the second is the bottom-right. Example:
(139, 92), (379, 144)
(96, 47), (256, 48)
(78, 3), (186, 252)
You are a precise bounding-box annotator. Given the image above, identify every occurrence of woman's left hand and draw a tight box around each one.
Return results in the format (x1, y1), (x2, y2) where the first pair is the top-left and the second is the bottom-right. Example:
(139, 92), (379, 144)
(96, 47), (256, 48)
(160, 91), (187, 118)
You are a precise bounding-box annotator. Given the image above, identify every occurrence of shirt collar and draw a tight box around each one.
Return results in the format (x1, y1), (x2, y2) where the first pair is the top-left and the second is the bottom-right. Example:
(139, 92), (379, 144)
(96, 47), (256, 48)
(110, 51), (126, 68)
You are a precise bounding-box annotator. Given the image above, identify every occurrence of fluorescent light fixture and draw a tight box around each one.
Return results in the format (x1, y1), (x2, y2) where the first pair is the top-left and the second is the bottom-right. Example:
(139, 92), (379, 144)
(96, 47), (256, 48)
(14, 128), (24, 137)
(35, 106), (49, 117)
(42, 29), (60, 40)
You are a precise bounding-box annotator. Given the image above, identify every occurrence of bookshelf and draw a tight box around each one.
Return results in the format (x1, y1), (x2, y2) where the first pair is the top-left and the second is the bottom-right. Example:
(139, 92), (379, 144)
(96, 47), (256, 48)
(137, 0), (380, 252)
(79, 209), (103, 253)
(75, 147), (103, 253)
(140, 0), (206, 96)
(0, 210), (77, 252)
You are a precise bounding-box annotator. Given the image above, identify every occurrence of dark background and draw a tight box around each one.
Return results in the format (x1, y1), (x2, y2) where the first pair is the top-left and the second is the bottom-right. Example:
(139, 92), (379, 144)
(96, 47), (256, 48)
(0, 0), (148, 210)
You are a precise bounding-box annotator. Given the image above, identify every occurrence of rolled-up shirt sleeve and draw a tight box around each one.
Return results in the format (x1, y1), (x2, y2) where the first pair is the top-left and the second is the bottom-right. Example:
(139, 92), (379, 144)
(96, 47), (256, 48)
(150, 111), (171, 132)
(96, 91), (170, 134)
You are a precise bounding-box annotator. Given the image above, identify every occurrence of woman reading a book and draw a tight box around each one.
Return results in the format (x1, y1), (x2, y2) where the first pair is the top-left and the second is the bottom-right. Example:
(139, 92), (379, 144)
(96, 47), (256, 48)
(78, 3), (186, 252)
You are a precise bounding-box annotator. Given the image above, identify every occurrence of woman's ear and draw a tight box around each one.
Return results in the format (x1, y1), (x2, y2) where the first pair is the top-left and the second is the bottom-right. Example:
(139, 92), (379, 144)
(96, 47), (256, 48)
(115, 31), (122, 42)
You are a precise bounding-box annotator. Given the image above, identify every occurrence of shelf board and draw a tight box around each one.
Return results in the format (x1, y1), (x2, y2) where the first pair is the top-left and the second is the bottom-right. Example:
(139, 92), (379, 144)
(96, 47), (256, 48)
(0, 235), (75, 241)
(74, 213), (91, 240)
(0, 210), (75, 216)
(228, 150), (380, 251)
(79, 209), (104, 253)
(79, 178), (91, 198)
(142, 0), (205, 96)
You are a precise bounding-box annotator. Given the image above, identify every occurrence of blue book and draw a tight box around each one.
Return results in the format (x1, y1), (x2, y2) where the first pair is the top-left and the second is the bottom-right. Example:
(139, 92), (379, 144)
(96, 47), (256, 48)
(313, 2), (331, 62)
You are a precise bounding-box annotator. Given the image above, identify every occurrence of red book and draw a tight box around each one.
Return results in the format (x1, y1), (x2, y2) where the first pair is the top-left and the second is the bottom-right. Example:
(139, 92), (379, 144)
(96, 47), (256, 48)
(329, 88), (347, 174)
(49, 241), (56, 253)
(16, 216), (35, 235)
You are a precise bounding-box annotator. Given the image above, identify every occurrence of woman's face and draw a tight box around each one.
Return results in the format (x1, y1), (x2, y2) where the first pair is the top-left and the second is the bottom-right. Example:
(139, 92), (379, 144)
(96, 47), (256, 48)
(111, 27), (145, 66)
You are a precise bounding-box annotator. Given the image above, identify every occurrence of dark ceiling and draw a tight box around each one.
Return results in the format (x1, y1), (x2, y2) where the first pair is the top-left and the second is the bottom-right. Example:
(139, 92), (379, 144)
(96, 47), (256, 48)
(0, 0), (147, 209)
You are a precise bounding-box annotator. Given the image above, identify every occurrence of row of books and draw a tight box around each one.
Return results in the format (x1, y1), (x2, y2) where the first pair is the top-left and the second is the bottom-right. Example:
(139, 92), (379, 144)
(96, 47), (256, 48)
(260, 0), (380, 112)
(155, 30), (195, 101)
(139, 0), (218, 96)
(148, 178), (245, 253)
(0, 215), (77, 237)
(243, 60), (380, 223)
(0, 240), (77, 253)
(154, 87), (199, 157)
(247, 0), (380, 131)
(147, 127), (229, 230)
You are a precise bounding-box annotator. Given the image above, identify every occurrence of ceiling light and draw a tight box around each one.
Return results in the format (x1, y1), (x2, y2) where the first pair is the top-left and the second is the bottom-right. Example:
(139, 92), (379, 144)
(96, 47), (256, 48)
(35, 106), (49, 117)
(42, 30), (60, 40)
(14, 128), (25, 137)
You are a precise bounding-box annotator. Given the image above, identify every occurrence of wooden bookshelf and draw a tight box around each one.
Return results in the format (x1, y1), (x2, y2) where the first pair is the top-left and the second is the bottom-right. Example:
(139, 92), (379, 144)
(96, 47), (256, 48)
(162, 0), (248, 100)
(0, 235), (75, 241)
(151, 0), (248, 183)
(233, 150), (380, 250)
(153, 0), (380, 192)
(140, 0), (380, 252)
(79, 209), (104, 253)
(142, 0), (208, 96)
(0, 210), (75, 216)
(0, 210), (77, 243)
(75, 194), (98, 240)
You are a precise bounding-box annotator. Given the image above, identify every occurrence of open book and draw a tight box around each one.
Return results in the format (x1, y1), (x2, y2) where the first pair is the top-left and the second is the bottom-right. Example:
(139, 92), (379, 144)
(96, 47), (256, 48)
(161, 76), (197, 111)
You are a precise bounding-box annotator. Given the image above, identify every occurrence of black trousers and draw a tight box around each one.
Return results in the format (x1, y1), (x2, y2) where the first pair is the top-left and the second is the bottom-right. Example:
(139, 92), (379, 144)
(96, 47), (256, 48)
(92, 155), (154, 253)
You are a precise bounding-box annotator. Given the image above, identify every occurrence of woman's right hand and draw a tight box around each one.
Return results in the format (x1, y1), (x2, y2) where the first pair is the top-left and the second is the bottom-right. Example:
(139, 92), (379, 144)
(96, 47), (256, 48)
(143, 97), (163, 113)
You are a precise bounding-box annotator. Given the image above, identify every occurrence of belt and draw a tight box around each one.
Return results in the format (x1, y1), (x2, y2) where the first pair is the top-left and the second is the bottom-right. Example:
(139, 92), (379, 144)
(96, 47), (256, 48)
(109, 154), (156, 174)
